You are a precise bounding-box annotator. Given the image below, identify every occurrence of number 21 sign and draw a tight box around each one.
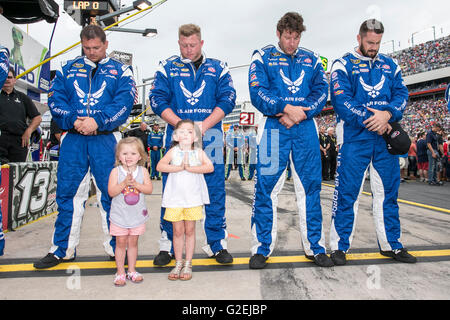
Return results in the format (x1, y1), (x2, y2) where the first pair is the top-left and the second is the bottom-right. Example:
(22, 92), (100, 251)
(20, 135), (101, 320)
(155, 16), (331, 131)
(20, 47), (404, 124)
(239, 112), (255, 125)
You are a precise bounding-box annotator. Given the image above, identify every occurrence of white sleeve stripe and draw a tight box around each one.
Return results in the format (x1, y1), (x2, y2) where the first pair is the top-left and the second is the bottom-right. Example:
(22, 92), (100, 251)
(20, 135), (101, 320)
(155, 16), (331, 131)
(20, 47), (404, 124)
(157, 64), (167, 78)
(219, 65), (230, 78)
(330, 61), (347, 75)
(121, 67), (133, 78)
(251, 52), (264, 64)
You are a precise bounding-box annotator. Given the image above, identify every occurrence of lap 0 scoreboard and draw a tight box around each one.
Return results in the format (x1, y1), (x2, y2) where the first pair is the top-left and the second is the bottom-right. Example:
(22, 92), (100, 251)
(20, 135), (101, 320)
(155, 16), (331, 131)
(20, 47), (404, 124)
(64, 0), (119, 26)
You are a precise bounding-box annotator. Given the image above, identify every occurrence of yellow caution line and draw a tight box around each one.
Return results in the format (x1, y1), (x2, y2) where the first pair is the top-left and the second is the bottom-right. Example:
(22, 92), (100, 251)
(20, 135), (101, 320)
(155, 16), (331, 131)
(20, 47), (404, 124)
(1, 250), (449, 273)
(322, 183), (450, 214)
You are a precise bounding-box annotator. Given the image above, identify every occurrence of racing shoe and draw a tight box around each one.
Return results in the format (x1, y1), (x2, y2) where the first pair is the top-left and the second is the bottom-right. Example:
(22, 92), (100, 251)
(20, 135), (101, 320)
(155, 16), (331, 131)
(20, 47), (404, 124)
(249, 254), (268, 269)
(313, 253), (334, 267)
(33, 253), (64, 269)
(153, 251), (172, 266)
(380, 248), (417, 263)
(331, 250), (347, 266)
(214, 249), (233, 264)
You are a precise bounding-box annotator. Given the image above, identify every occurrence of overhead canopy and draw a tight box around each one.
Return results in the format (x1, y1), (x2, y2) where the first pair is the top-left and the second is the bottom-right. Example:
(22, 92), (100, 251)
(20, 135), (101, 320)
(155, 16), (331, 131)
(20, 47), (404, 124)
(0, 0), (59, 24)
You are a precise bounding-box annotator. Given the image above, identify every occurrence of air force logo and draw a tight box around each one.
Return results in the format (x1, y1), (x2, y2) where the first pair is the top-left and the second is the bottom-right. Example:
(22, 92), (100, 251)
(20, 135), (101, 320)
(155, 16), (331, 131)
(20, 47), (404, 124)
(74, 80), (107, 106)
(180, 80), (206, 105)
(280, 69), (305, 94)
(359, 75), (385, 98)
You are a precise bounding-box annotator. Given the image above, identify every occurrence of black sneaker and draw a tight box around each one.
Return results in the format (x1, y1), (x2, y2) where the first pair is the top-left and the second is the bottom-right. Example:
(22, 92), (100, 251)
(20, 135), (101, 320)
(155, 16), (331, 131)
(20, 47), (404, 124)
(313, 253), (334, 267)
(331, 250), (347, 266)
(153, 251), (172, 266)
(249, 254), (268, 269)
(214, 249), (233, 264)
(33, 253), (63, 269)
(380, 248), (417, 263)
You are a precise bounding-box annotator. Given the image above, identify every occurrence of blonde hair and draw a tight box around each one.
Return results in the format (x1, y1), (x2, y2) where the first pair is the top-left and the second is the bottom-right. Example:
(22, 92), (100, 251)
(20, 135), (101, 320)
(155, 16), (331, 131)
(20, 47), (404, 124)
(178, 24), (201, 39)
(115, 137), (147, 167)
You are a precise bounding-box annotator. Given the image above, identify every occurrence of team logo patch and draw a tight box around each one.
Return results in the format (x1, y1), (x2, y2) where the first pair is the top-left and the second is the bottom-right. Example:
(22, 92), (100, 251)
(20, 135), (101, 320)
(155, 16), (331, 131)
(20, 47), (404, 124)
(110, 69), (118, 75)
(74, 80), (107, 106)
(359, 75), (386, 98)
(180, 80), (206, 105)
(280, 69), (305, 94)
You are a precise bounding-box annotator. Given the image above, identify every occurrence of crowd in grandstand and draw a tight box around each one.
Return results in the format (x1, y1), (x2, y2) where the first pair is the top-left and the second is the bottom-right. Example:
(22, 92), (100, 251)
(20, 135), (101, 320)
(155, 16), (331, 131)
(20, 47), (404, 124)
(390, 35), (450, 76)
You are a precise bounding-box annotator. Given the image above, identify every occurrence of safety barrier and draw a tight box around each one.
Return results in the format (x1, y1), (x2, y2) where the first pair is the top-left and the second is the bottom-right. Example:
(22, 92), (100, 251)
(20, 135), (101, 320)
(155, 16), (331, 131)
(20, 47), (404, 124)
(1, 162), (58, 231)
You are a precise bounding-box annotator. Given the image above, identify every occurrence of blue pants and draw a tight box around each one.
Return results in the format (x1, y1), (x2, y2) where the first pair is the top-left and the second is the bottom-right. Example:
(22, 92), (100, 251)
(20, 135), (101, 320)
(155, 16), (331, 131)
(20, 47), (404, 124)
(427, 150), (438, 183)
(50, 132), (119, 259)
(247, 148), (257, 180)
(329, 136), (403, 252)
(251, 118), (326, 257)
(150, 149), (162, 178)
(225, 148), (245, 179)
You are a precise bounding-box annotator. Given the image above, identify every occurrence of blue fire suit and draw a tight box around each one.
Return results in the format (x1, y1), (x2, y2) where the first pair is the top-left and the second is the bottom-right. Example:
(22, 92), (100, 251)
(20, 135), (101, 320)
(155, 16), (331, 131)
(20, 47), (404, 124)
(0, 46), (9, 256)
(249, 45), (329, 257)
(148, 129), (164, 178)
(225, 129), (245, 179)
(150, 54), (236, 256)
(48, 56), (136, 259)
(329, 49), (409, 253)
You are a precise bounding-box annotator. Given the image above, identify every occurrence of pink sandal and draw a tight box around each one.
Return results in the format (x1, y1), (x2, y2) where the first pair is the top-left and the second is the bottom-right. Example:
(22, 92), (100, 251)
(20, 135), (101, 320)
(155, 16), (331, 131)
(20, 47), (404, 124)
(114, 273), (126, 286)
(127, 271), (144, 283)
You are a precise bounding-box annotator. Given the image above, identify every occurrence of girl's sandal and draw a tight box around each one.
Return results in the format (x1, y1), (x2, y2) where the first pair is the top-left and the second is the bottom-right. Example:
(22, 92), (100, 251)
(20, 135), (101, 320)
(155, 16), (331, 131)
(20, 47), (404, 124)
(168, 260), (184, 281)
(127, 271), (144, 283)
(114, 273), (126, 287)
(180, 260), (192, 281)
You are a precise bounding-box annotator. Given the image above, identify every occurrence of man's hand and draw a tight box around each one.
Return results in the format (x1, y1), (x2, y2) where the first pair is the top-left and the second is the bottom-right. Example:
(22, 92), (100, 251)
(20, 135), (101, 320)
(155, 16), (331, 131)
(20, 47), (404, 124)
(277, 113), (296, 129)
(363, 107), (391, 134)
(195, 121), (206, 136)
(76, 117), (98, 135)
(283, 104), (310, 124)
(21, 128), (32, 147)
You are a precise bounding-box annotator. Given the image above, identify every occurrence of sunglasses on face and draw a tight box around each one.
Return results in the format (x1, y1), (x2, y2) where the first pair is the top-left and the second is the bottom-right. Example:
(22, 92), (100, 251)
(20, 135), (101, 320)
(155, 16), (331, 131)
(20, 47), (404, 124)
(7, 76), (14, 79)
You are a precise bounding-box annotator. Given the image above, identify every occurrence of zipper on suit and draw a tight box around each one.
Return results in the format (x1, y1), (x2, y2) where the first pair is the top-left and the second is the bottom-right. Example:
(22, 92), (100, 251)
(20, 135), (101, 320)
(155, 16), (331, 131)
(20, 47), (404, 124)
(87, 68), (93, 117)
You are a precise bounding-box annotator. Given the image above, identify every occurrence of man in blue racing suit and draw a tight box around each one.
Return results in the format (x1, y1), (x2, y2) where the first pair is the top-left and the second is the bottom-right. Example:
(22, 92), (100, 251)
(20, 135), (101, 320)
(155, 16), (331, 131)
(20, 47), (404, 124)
(148, 123), (164, 179)
(225, 126), (246, 180)
(249, 12), (333, 269)
(150, 24), (236, 265)
(328, 19), (416, 265)
(34, 25), (136, 269)
(0, 46), (9, 256)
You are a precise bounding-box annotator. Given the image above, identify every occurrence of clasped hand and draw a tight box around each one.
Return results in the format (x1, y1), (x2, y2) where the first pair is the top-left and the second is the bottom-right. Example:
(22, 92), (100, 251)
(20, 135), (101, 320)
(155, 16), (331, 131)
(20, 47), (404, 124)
(277, 104), (311, 129)
(74, 117), (98, 135)
(363, 107), (391, 135)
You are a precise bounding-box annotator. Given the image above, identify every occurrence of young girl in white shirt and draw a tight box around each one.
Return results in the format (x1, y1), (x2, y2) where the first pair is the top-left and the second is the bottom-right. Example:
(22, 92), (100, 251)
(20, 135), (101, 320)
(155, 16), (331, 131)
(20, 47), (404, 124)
(157, 120), (214, 280)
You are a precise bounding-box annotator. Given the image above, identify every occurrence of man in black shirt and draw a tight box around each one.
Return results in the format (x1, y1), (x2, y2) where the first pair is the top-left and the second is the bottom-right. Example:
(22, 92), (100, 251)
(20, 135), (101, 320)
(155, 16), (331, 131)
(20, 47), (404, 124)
(426, 123), (443, 185)
(319, 126), (330, 180)
(326, 127), (338, 180)
(0, 67), (41, 163)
